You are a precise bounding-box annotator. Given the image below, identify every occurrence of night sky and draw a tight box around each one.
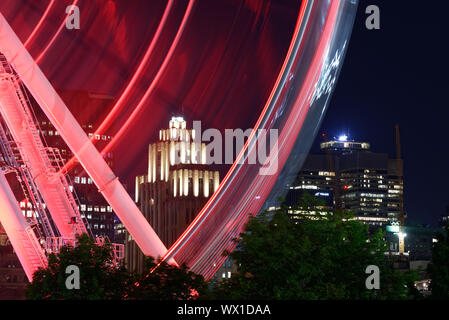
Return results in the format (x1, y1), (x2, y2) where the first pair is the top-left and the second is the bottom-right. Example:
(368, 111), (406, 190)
(312, 0), (449, 226)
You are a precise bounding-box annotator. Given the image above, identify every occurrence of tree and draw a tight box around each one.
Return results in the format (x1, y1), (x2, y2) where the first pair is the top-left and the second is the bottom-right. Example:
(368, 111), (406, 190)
(25, 234), (209, 300)
(25, 234), (133, 300)
(126, 257), (208, 300)
(428, 224), (449, 299)
(212, 193), (417, 300)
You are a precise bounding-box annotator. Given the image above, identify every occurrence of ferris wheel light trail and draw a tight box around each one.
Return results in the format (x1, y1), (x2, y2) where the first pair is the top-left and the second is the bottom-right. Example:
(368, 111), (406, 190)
(59, 0), (176, 174)
(0, 11), (171, 261)
(160, 0), (314, 270)
(100, 0), (196, 155)
(0, 0), (357, 282)
(23, 0), (56, 48)
(159, 0), (357, 279)
(35, 0), (79, 64)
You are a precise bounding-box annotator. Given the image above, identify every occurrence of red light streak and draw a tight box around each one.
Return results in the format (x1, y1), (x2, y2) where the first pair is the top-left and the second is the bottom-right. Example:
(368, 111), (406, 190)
(35, 0), (78, 64)
(161, 0), (310, 265)
(23, 0), (56, 48)
(100, 0), (196, 156)
(160, 0), (343, 279)
(59, 0), (176, 174)
(160, 0), (310, 266)
(0, 0), (354, 283)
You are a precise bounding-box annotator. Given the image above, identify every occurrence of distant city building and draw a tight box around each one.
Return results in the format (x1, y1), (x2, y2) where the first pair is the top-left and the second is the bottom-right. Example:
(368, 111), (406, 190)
(0, 225), (27, 299)
(212, 256), (237, 282)
(320, 137), (370, 153)
(386, 222), (439, 260)
(285, 135), (403, 228)
(126, 117), (220, 274)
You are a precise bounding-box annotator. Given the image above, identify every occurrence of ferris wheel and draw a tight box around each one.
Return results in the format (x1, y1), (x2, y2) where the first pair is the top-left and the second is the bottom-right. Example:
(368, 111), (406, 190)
(0, 0), (357, 282)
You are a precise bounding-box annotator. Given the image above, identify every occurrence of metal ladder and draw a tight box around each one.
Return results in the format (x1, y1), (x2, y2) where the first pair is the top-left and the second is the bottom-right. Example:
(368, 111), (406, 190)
(0, 120), (56, 239)
(0, 55), (88, 238)
(0, 53), (123, 265)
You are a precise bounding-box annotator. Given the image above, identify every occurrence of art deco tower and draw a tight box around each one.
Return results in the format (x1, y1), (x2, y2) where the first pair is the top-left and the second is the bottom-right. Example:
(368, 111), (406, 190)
(126, 117), (220, 273)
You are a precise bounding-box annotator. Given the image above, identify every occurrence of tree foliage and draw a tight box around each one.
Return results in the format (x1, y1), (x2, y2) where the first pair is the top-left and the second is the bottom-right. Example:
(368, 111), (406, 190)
(26, 193), (421, 300)
(428, 225), (449, 299)
(25, 234), (207, 300)
(126, 257), (208, 300)
(212, 193), (417, 300)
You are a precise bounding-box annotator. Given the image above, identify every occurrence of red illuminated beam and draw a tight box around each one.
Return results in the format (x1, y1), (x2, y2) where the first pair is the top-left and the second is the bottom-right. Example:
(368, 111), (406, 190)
(0, 170), (47, 281)
(0, 12), (171, 262)
(0, 64), (88, 238)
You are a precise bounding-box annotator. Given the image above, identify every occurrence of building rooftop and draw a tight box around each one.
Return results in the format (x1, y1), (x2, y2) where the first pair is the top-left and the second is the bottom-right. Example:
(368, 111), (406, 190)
(320, 137), (370, 154)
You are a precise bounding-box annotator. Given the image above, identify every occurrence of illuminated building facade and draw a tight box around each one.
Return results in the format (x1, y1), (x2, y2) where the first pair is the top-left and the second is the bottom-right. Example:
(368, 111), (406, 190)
(286, 136), (404, 228)
(126, 117), (220, 273)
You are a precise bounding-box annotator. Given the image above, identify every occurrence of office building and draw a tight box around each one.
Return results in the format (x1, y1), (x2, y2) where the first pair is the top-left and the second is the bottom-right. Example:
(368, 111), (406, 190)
(126, 117), (220, 274)
(0, 225), (27, 300)
(286, 135), (403, 228)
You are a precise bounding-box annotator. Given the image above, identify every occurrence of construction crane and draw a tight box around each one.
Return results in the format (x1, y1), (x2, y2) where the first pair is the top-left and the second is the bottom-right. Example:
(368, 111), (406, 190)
(395, 124), (406, 254)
